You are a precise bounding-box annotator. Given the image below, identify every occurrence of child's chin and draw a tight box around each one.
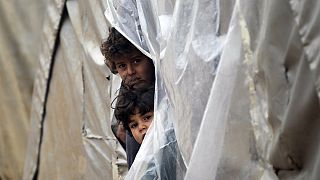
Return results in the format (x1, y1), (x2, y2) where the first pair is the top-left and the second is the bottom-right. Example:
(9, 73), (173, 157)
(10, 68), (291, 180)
(140, 134), (146, 144)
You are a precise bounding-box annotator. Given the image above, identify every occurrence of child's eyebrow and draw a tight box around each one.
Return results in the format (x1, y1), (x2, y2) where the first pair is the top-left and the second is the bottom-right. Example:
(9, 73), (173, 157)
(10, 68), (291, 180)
(130, 54), (145, 60)
(128, 121), (136, 127)
(115, 61), (125, 65)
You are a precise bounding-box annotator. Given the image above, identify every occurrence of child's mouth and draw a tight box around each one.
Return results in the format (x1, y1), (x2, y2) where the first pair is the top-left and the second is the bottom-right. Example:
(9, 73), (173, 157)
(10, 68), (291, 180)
(126, 77), (141, 86)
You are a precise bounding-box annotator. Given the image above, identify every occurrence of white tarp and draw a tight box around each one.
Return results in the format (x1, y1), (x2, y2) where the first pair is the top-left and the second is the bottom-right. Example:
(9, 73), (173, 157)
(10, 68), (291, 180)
(105, 0), (320, 179)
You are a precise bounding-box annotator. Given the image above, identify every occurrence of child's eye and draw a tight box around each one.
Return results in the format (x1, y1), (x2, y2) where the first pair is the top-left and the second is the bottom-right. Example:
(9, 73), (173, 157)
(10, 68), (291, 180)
(117, 64), (126, 69)
(129, 122), (138, 129)
(133, 59), (142, 64)
(143, 115), (152, 121)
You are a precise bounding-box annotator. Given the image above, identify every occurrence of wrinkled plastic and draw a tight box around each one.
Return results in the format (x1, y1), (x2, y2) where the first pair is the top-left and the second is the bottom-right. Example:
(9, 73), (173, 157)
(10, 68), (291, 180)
(105, 0), (320, 179)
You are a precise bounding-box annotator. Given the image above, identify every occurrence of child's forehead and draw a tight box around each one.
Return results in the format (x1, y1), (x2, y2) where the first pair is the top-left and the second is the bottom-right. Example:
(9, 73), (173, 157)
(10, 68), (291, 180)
(115, 53), (147, 63)
(129, 111), (154, 120)
(129, 113), (144, 119)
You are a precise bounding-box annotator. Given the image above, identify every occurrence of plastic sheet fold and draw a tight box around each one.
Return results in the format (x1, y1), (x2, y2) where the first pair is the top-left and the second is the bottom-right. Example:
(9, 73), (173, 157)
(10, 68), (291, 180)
(105, 0), (320, 179)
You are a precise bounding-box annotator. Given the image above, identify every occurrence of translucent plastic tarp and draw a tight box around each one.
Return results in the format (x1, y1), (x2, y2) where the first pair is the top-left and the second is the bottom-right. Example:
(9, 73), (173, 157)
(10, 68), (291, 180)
(105, 0), (320, 179)
(105, 0), (223, 178)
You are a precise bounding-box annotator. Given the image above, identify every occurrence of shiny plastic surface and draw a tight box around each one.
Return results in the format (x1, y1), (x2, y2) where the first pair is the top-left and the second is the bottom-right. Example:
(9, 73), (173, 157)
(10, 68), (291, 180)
(105, 0), (320, 179)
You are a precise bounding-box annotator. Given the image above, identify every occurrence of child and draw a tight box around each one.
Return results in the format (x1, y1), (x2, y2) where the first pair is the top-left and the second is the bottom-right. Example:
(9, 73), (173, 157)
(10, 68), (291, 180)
(101, 27), (155, 89)
(114, 85), (186, 179)
(114, 85), (155, 145)
(101, 27), (155, 168)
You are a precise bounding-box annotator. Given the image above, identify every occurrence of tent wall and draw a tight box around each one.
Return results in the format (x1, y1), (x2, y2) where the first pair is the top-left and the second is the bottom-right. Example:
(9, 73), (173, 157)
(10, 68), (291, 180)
(23, 0), (127, 179)
(0, 0), (48, 179)
(1, 0), (127, 179)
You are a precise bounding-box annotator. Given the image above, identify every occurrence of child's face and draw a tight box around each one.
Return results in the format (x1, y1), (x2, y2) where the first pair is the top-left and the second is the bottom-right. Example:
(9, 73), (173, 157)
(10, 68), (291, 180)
(129, 111), (154, 144)
(115, 52), (155, 88)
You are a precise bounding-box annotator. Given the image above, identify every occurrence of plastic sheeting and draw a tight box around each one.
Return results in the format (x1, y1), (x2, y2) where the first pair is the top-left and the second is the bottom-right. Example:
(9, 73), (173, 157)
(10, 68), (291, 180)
(105, 0), (320, 179)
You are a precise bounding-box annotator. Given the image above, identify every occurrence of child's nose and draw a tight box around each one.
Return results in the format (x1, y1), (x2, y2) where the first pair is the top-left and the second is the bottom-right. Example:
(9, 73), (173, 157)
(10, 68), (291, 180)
(126, 64), (136, 75)
(139, 123), (147, 132)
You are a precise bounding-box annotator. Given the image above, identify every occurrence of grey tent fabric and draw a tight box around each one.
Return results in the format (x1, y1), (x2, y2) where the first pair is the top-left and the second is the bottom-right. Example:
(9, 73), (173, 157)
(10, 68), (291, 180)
(23, 0), (128, 179)
(22, 1), (66, 179)
(0, 0), (47, 179)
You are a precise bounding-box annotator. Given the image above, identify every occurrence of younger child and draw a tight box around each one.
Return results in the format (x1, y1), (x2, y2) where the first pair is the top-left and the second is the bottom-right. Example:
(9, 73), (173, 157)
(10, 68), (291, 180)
(114, 85), (186, 179)
(114, 85), (154, 145)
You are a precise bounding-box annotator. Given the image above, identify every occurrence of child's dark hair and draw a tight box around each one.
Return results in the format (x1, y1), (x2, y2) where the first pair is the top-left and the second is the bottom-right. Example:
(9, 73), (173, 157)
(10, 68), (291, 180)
(100, 27), (143, 74)
(114, 85), (155, 134)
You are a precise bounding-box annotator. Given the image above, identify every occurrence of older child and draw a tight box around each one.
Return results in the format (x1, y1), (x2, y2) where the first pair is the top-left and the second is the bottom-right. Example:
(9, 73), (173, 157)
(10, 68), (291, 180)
(100, 27), (155, 89)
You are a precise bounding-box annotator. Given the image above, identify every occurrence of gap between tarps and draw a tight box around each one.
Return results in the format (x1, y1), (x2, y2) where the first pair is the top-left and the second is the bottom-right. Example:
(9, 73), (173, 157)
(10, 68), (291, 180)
(31, 5), (67, 180)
